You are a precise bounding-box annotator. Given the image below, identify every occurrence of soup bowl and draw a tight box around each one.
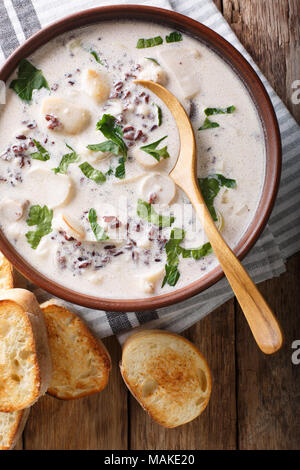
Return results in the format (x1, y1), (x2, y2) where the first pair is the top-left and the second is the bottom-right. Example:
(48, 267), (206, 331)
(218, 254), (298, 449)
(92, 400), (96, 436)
(0, 5), (281, 311)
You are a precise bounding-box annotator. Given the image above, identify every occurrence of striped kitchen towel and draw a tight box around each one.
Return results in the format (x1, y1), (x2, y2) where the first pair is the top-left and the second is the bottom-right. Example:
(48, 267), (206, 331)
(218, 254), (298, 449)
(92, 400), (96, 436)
(0, 0), (299, 339)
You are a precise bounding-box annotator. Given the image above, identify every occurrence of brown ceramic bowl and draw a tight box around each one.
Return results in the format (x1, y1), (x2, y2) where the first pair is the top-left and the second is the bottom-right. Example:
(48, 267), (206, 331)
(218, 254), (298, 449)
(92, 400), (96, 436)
(0, 5), (281, 311)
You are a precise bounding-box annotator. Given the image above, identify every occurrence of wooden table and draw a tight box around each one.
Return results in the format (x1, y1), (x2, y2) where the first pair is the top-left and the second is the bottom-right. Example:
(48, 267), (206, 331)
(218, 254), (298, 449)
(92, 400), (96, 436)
(17, 0), (300, 450)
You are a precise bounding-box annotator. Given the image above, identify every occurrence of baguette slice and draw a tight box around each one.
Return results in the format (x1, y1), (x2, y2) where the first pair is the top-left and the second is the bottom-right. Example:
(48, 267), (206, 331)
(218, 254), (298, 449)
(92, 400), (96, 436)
(0, 289), (52, 412)
(120, 330), (211, 428)
(0, 408), (30, 450)
(41, 300), (111, 399)
(0, 253), (14, 289)
(0, 252), (28, 290)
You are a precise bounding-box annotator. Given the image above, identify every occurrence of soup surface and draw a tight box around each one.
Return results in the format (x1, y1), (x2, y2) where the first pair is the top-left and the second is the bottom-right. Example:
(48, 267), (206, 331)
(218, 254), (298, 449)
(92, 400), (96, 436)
(0, 21), (265, 299)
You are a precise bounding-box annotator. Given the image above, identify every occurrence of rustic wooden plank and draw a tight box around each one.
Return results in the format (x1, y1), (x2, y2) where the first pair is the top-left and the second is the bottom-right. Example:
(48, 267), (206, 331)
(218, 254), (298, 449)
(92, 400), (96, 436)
(236, 254), (300, 449)
(223, 0), (300, 450)
(286, 0), (300, 123)
(23, 337), (128, 450)
(129, 301), (237, 450)
(223, 0), (300, 124)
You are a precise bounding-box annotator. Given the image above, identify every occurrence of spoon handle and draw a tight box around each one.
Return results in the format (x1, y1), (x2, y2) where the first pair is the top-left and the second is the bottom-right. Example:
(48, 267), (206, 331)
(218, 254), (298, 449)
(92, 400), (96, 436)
(183, 179), (283, 354)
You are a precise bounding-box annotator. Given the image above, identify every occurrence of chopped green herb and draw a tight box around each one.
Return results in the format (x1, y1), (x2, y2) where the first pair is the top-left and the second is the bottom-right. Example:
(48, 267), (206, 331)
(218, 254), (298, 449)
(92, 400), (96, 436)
(162, 228), (212, 287)
(165, 227), (185, 266)
(204, 106), (236, 116)
(153, 103), (162, 126)
(96, 114), (127, 159)
(25, 204), (53, 249)
(136, 36), (163, 49)
(30, 139), (50, 161)
(79, 161), (106, 184)
(106, 167), (113, 176)
(140, 136), (169, 162)
(198, 174), (236, 221)
(115, 157), (126, 179)
(198, 117), (220, 131)
(146, 57), (160, 65)
(162, 227), (184, 287)
(162, 265), (180, 287)
(87, 140), (121, 156)
(165, 31), (183, 43)
(10, 59), (49, 102)
(90, 49), (103, 65)
(137, 199), (175, 228)
(179, 242), (212, 260)
(52, 144), (79, 174)
(88, 208), (108, 241)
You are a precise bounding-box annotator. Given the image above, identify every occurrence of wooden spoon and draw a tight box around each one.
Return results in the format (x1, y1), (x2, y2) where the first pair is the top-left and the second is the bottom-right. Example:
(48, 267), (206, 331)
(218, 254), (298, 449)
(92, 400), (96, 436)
(135, 80), (283, 354)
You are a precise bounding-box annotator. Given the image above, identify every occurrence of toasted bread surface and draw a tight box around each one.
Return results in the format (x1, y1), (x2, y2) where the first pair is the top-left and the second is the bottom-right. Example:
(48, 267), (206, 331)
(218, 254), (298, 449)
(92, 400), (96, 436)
(0, 253), (14, 289)
(0, 289), (52, 412)
(0, 408), (30, 450)
(120, 330), (211, 428)
(41, 301), (111, 399)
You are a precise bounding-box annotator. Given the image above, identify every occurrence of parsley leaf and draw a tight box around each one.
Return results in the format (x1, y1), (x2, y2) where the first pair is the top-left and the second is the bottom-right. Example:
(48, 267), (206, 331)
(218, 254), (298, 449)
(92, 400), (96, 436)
(25, 204), (53, 249)
(79, 162), (106, 184)
(162, 265), (180, 287)
(146, 57), (160, 65)
(52, 144), (79, 174)
(30, 139), (50, 161)
(96, 114), (127, 159)
(162, 228), (212, 287)
(162, 227), (184, 287)
(137, 199), (175, 228)
(179, 242), (212, 260)
(198, 174), (236, 221)
(90, 49), (103, 65)
(165, 31), (183, 43)
(10, 59), (49, 102)
(115, 157), (126, 179)
(88, 208), (108, 241)
(87, 140), (121, 156)
(140, 136), (169, 161)
(153, 103), (162, 126)
(204, 106), (236, 116)
(198, 117), (220, 131)
(136, 36), (163, 49)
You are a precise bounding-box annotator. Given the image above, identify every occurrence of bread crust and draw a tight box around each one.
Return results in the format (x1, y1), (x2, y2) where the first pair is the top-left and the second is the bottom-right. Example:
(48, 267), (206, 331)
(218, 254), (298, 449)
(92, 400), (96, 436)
(0, 289), (52, 412)
(120, 329), (212, 428)
(0, 408), (30, 450)
(41, 301), (111, 400)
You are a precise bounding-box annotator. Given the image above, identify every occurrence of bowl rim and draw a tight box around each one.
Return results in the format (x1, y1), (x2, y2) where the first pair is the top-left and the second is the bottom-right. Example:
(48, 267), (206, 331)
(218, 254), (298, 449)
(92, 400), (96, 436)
(0, 4), (281, 312)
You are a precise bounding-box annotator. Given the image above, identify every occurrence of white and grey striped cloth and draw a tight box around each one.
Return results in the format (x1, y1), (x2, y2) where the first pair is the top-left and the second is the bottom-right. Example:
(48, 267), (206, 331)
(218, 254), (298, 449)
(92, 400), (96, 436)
(1, 0), (299, 338)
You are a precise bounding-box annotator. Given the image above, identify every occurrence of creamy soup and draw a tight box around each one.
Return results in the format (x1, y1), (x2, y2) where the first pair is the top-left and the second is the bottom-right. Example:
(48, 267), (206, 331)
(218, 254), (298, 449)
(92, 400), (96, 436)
(0, 21), (265, 299)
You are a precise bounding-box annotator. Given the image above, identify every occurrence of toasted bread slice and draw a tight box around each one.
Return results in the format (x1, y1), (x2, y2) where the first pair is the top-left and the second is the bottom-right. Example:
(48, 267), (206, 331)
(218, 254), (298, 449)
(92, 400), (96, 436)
(0, 408), (30, 450)
(0, 289), (52, 412)
(0, 252), (28, 290)
(120, 330), (211, 428)
(40, 300), (111, 399)
(0, 253), (14, 289)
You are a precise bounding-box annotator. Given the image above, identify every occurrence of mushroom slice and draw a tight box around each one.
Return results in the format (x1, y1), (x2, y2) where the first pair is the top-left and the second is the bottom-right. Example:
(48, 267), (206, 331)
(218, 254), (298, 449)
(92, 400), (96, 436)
(62, 213), (85, 240)
(139, 173), (176, 205)
(79, 146), (111, 164)
(134, 148), (160, 169)
(82, 69), (110, 103)
(158, 48), (201, 99)
(42, 97), (91, 135)
(0, 199), (28, 222)
(26, 168), (73, 208)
